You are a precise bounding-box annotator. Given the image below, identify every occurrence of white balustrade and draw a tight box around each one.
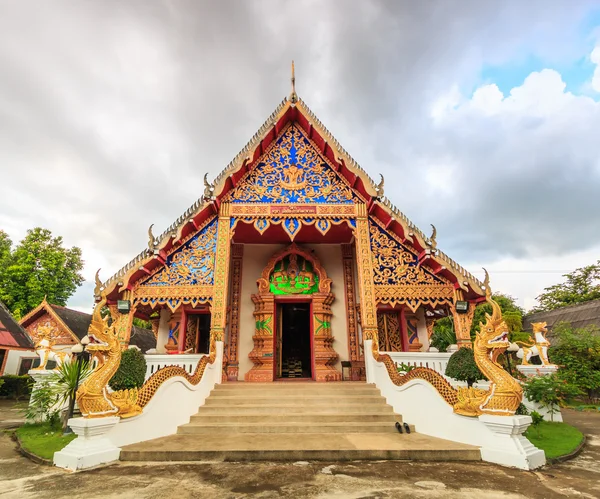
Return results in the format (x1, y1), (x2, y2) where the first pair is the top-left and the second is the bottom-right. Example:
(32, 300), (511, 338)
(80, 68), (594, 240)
(144, 354), (205, 380)
(383, 351), (452, 378)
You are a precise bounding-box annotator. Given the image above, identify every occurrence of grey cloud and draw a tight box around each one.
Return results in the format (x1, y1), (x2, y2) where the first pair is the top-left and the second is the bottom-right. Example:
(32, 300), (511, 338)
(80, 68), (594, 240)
(0, 0), (598, 310)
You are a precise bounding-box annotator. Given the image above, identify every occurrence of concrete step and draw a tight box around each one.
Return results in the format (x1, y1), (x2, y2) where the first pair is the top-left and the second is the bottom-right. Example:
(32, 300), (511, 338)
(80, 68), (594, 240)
(213, 386), (379, 396)
(190, 413), (398, 424)
(205, 395), (387, 406)
(196, 404), (394, 415)
(120, 433), (481, 462)
(177, 421), (413, 435)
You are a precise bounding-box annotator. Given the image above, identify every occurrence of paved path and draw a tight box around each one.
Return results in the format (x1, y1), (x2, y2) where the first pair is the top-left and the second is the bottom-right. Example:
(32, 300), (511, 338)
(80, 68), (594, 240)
(0, 409), (598, 498)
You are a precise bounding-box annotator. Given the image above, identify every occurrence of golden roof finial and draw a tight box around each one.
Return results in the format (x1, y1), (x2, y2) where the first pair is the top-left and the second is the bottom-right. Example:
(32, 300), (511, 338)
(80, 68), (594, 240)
(290, 60), (298, 103)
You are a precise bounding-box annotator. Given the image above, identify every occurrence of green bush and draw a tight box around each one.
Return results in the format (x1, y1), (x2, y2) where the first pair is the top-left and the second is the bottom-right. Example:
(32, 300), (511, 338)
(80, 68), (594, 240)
(109, 348), (147, 391)
(429, 317), (456, 352)
(549, 322), (600, 403)
(522, 372), (582, 421)
(445, 347), (485, 387)
(0, 375), (32, 400)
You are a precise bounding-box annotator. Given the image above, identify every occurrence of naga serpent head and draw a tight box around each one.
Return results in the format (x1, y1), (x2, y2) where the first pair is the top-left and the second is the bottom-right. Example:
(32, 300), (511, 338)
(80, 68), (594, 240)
(477, 269), (510, 361)
(85, 295), (117, 352)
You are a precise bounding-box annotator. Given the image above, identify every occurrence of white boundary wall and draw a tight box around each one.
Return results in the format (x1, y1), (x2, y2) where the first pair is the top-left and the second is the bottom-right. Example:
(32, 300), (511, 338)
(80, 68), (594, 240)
(144, 354), (205, 381)
(365, 340), (546, 470)
(54, 342), (223, 470)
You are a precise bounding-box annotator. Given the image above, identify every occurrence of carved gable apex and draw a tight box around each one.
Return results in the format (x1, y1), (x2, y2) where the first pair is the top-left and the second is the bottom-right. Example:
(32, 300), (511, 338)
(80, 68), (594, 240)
(226, 124), (358, 204)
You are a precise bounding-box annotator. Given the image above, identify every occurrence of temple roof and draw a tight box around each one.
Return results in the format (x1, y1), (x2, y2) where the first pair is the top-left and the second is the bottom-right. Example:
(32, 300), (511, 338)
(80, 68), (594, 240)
(100, 94), (486, 303)
(523, 299), (600, 336)
(0, 301), (34, 349)
(20, 299), (156, 352)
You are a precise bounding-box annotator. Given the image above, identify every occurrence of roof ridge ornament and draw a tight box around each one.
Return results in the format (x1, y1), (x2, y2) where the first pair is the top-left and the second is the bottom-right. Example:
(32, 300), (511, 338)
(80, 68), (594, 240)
(290, 60), (298, 103)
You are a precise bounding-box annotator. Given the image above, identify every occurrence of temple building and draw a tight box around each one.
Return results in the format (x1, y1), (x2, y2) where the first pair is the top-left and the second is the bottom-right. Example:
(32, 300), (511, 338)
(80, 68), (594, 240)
(98, 72), (486, 383)
(0, 301), (34, 375)
(12, 299), (156, 373)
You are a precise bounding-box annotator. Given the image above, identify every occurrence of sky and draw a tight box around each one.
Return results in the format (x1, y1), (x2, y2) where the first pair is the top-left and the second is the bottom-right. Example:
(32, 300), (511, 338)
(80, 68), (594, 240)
(1, 0), (599, 313)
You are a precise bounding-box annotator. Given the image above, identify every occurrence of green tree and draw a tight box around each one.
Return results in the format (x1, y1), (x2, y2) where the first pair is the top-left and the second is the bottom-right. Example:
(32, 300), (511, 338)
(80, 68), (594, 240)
(549, 322), (600, 403)
(430, 293), (524, 352)
(445, 347), (486, 387)
(471, 293), (524, 336)
(0, 228), (84, 319)
(109, 349), (147, 391)
(532, 260), (600, 312)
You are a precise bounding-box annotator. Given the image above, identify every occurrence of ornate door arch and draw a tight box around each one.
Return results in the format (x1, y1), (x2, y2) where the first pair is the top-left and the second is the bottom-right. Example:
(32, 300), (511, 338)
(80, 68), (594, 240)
(245, 243), (342, 382)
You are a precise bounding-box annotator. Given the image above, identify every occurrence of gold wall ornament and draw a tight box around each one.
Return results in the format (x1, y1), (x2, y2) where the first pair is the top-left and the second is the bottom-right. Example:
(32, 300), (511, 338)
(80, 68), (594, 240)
(369, 221), (440, 286)
(226, 244), (244, 380)
(209, 210), (232, 349)
(226, 124), (355, 205)
(341, 243), (363, 379)
(377, 311), (403, 352)
(141, 218), (217, 288)
(353, 214), (379, 345)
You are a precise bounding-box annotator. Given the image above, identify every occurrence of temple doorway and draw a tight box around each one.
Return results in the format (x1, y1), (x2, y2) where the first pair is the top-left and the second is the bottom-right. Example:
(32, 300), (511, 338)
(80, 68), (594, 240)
(185, 313), (211, 354)
(276, 302), (312, 379)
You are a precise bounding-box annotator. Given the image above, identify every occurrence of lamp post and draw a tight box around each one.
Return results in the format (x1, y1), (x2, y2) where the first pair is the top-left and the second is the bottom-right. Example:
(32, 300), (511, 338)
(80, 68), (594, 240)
(64, 336), (90, 434)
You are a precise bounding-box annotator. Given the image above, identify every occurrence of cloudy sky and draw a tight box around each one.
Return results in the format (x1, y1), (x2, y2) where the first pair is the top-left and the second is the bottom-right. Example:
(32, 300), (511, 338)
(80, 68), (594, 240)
(1, 1), (599, 312)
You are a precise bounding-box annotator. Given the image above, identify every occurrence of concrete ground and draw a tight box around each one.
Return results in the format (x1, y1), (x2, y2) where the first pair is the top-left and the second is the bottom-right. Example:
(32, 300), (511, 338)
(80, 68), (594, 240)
(0, 409), (598, 499)
(0, 399), (27, 429)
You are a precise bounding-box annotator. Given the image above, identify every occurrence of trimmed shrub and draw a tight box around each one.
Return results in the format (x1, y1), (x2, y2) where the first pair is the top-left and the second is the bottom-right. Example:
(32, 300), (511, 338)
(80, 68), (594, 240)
(0, 375), (32, 400)
(445, 347), (485, 387)
(109, 349), (147, 391)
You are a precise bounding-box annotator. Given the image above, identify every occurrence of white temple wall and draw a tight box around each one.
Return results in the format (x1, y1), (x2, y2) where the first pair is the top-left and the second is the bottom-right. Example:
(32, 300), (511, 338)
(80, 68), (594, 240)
(305, 244), (349, 371)
(238, 244), (283, 379)
(415, 308), (430, 351)
(156, 308), (171, 354)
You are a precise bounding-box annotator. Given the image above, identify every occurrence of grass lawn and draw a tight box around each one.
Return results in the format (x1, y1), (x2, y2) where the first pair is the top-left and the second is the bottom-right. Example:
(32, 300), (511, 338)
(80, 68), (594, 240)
(525, 421), (584, 460)
(565, 400), (600, 412)
(15, 423), (76, 461)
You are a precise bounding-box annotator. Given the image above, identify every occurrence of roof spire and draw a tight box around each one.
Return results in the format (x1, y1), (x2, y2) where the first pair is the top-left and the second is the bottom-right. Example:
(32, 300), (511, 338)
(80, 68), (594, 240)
(290, 60), (298, 103)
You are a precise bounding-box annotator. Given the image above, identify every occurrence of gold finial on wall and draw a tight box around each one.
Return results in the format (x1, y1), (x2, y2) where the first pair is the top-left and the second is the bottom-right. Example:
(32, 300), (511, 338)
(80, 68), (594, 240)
(290, 60), (298, 103)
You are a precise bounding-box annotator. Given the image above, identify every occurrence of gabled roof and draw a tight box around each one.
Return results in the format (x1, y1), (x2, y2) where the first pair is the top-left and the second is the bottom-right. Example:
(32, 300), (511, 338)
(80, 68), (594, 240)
(0, 301), (34, 349)
(20, 299), (156, 352)
(524, 299), (600, 334)
(100, 95), (486, 303)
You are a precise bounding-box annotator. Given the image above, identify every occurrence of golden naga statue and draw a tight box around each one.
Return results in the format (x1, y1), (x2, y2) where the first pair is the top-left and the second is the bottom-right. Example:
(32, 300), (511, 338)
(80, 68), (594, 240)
(77, 294), (215, 419)
(378, 270), (523, 417)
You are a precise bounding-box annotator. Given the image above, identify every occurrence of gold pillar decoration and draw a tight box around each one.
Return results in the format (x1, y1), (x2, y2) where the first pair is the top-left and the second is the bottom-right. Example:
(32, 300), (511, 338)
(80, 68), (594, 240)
(341, 243), (363, 379)
(246, 294), (275, 382)
(209, 204), (232, 357)
(353, 207), (379, 351)
(425, 317), (435, 340)
(226, 244), (244, 381)
(451, 290), (475, 349)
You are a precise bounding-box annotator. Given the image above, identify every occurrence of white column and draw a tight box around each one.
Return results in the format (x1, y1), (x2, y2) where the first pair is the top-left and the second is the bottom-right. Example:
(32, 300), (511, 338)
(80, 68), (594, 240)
(156, 308), (172, 354)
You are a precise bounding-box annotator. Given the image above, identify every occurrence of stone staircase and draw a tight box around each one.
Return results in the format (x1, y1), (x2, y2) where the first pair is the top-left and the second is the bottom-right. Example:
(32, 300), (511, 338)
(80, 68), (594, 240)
(120, 382), (480, 462)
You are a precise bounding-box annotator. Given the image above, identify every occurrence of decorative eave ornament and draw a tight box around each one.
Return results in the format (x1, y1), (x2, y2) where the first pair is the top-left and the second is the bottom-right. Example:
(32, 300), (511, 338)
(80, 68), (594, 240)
(289, 60), (298, 104)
